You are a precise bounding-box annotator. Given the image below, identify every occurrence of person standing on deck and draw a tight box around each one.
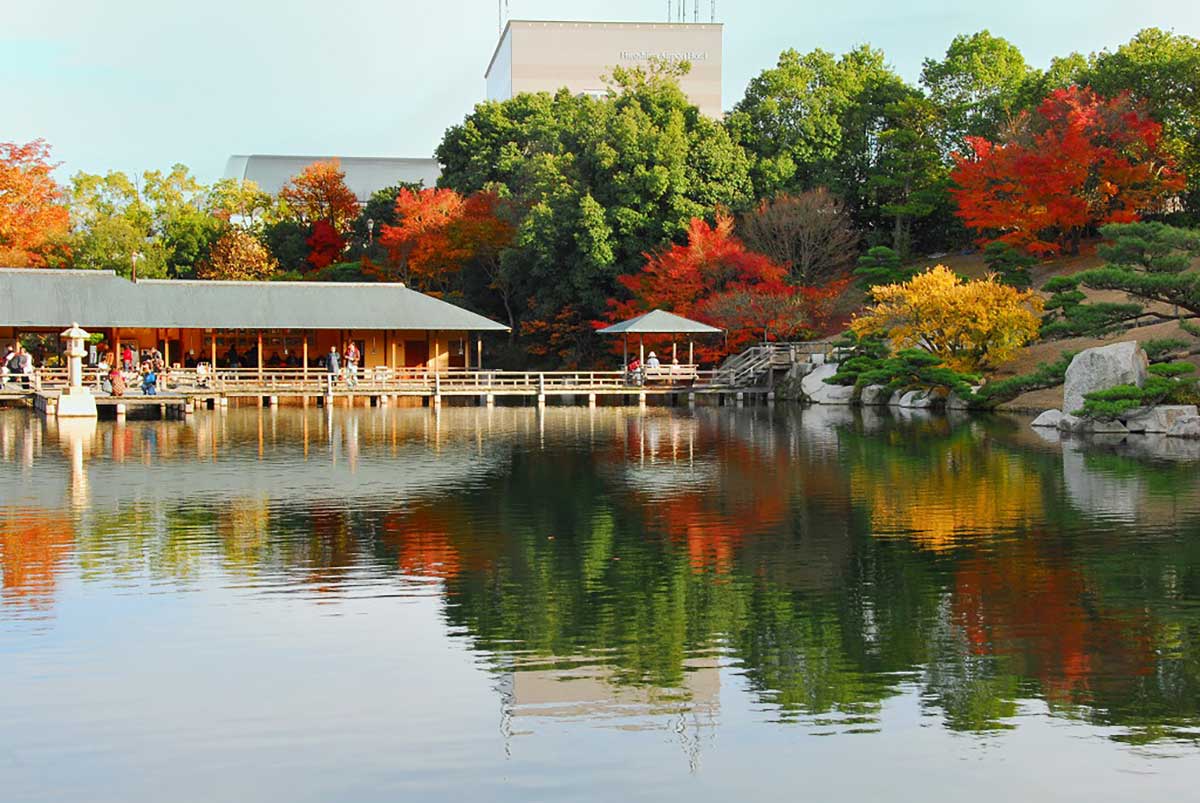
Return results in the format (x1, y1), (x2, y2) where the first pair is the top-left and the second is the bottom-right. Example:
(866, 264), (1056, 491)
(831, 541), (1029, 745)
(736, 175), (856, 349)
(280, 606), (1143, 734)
(17, 346), (33, 389)
(2, 345), (14, 385)
(122, 344), (133, 371)
(326, 346), (340, 390)
(344, 341), (359, 388)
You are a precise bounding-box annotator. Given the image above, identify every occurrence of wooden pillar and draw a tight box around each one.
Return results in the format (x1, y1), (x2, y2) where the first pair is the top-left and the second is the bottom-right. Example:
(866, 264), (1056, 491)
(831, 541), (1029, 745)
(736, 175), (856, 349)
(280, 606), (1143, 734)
(164, 337), (170, 368)
(672, 340), (677, 363)
(689, 340), (694, 366)
(211, 332), (216, 368)
(477, 337), (483, 370)
(302, 335), (309, 383)
(257, 331), (263, 381)
(639, 335), (644, 367)
(390, 336), (397, 370)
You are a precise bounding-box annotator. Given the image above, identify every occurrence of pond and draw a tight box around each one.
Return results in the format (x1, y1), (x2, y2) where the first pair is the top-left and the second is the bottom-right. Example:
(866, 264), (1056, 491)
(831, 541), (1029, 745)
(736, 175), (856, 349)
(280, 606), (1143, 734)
(2, 404), (1200, 801)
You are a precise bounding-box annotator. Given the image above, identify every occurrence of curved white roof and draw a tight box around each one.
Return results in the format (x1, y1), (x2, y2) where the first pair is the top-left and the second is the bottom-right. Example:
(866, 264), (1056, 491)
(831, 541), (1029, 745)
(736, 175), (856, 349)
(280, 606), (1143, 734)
(224, 155), (442, 203)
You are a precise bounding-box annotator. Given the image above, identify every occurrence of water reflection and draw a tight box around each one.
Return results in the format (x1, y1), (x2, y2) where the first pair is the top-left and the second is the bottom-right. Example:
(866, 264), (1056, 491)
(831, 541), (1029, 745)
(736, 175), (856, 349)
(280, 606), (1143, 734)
(4, 404), (1200, 774)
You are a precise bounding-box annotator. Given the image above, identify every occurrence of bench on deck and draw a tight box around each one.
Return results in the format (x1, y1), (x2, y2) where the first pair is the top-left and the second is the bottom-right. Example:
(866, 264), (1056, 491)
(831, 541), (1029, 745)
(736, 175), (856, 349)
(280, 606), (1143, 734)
(641, 365), (699, 386)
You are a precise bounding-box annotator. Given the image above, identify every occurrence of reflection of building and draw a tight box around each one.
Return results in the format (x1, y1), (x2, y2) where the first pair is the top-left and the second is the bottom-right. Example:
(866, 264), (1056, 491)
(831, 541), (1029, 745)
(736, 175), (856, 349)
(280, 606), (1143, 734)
(486, 20), (723, 118)
(506, 657), (720, 721)
(0, 268), (506, 371)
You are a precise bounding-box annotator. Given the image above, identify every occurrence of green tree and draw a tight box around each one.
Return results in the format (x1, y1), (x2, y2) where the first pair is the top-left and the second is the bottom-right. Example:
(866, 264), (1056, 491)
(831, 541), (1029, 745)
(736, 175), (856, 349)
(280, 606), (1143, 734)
(982, 241), (1036, 288)
(437, 61), (752, 363)
(853, 245), (909, 289)
(68, 171), (169, 278)
(262, 220), (310, 274)
(731, 46), (952, 253)
(1041, 222), (1200, 338)
(920, 30), (1033, 153)
(867, 95), (950, 257)
(725, 48), (857, 197)
(143, 165), (224, 278)
(207, 177), (275, 230)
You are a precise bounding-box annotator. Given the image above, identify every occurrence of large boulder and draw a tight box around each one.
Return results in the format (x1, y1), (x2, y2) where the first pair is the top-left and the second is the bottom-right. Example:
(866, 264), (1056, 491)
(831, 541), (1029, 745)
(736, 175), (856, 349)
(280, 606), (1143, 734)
(800, 363), (855, 405)
(860, 385), (891, 406)
(899, 390), (935, 408)
(1120, 405), (1199, 433)
(1031, 409), (1064, 429)
(1058, 413), (1085, 433)
(1167, 415), (1200, 439)
(1086, 418), (1129, 435)
(1063, 342), (1148, 416)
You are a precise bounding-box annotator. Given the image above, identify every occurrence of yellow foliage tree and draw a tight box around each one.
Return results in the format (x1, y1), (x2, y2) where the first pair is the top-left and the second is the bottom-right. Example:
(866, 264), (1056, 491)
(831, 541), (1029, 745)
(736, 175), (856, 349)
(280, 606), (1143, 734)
(851, 265), (1043, 372)
(197, 229), (278, 281)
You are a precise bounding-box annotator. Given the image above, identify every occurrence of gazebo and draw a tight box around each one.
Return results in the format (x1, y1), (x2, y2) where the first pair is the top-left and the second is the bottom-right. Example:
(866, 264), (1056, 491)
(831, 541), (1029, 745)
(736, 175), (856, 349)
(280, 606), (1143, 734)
(596, 309), (723, 367)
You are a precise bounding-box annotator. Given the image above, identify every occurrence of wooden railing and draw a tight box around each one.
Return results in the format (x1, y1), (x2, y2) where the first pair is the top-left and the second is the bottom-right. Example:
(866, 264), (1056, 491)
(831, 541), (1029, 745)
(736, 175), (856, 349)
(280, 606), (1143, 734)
(20, 362), (747, 395)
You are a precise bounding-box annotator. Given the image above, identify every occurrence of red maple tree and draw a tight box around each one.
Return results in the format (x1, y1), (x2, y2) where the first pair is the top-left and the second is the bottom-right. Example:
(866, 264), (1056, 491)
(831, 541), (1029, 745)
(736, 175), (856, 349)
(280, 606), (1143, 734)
(0, 139), (70, 267)
(606, 213), (832, 361)
(306, 220), (344, 270)
(951, 86), (1186, 255)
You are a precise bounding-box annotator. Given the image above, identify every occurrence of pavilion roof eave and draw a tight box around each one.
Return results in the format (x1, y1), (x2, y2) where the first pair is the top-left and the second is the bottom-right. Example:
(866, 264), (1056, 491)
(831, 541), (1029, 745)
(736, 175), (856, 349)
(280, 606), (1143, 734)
(595, 309), (723, 335)
(0, 268), (510, 332)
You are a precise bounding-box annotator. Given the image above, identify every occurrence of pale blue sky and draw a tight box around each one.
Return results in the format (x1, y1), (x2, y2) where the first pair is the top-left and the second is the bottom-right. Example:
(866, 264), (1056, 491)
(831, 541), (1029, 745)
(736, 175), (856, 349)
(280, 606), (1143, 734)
(4, 0), (1197, 182)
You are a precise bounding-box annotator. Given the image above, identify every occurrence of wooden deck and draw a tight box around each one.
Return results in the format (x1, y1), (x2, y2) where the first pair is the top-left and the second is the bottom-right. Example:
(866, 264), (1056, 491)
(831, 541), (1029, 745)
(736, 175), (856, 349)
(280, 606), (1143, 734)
(5, 341), (833, 418)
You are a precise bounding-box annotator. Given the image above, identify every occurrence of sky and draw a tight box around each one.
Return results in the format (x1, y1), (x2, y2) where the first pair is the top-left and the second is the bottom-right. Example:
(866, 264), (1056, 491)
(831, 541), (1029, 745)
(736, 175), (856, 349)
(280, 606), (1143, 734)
(3, 0), (1198, 183)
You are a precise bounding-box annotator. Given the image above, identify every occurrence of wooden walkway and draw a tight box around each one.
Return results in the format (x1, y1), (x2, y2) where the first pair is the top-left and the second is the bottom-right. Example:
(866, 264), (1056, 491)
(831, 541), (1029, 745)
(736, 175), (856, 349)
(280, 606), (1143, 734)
(5, 342), (833, 418)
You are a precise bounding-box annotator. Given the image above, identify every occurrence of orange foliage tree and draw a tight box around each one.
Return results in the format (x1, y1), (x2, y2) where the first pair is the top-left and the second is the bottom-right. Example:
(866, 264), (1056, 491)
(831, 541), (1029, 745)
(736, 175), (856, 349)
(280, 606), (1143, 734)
(607, 213), (833, 360)
(951, 86), (1186, 255)
(279, 159), (359, 233)
(377, 187), (465, 290)
(197, 228), (278, 281)
(0, 139), (70, 267)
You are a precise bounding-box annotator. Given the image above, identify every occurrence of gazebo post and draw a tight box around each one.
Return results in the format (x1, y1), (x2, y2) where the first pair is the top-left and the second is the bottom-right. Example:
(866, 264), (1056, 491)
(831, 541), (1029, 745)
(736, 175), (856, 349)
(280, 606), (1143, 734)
(639, 335), (645, 367)
(303, 336), (309, 382)
(211, 332), (217, 369)
(477, 336), (483, 370)
(672, 340), (677, 364)
(257, 332), (264, 381)
(623, 334), (628, 368)
(689, 340), (694, 366)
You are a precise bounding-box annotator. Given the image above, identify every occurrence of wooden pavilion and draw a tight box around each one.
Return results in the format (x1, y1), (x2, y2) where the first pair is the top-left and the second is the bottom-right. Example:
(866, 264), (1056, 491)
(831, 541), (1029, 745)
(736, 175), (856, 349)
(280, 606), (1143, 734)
(0, 268), (508, 374)
(596, 309), (723, 368)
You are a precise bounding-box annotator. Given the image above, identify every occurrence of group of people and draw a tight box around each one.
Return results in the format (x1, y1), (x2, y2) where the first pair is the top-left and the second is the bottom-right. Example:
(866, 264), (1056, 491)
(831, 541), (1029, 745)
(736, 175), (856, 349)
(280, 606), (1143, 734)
(96, 344), (164, 397)
(2, 344), (34, 389)
(324, 342), (361, 387)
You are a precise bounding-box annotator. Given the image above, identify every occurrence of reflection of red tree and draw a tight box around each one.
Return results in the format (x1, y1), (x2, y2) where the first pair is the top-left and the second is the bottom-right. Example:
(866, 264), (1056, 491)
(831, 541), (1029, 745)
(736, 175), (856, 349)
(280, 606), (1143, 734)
(382, 508), (463, 580)
(0, 508), (73, 611)
(613, 420), (790, 573)
(952, 542), (1154, 702)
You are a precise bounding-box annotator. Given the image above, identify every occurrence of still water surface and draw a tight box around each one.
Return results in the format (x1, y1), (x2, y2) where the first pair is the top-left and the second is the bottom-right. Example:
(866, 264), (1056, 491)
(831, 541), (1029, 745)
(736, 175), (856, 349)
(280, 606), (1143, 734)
(3, 405), (1200, 801)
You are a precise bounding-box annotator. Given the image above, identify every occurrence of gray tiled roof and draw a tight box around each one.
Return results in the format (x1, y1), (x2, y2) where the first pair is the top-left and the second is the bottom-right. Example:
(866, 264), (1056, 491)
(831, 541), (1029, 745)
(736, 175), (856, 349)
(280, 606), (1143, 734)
(596, 309), (722, 335)
(0, 269), (508, 331)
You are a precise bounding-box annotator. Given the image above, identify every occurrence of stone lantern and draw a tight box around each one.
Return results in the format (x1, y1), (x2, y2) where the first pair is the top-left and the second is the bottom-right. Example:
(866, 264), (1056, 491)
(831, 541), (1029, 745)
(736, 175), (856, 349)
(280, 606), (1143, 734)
(58, 322), (98, 418)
